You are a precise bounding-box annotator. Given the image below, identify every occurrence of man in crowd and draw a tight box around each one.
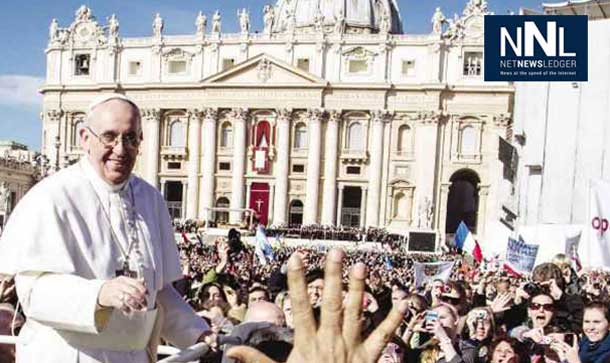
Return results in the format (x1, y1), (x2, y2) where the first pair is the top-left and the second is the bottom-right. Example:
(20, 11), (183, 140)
(0, 94), (212, 363)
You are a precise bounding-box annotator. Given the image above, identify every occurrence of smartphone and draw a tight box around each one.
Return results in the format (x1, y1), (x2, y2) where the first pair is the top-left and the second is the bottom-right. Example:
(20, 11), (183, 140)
(540, 336), (554, 345)
(425, 310), (439, 323)
(564, 334), (576, 346)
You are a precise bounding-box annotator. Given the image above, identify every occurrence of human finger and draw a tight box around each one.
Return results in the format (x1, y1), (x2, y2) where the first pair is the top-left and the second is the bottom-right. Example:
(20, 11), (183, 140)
(226, 345), (277, 363)
(287, 253), (316, 347)
(119, 277), (148, 296)
(364, 300), (408, 361)
(343, 262), (366, 345)
(320, 249), (345, 336)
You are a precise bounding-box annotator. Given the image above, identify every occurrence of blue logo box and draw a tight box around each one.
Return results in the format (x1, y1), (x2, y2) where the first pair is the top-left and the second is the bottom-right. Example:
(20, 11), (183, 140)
(484, 15), (588, 82)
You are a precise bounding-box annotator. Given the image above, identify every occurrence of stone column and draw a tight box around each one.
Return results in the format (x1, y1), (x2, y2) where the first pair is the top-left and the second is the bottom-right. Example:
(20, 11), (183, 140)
(438, 183), (451, 244)
(304, 109), (323, 225)
(142, 109), (161, 188)
(200, 108), (217, 221)
(336, 185), (344, 225)
(245, 181), (252, 210)
(476, 185), (490, 236)
(186, 109), (202, 219)
(366, 110), (390, 227)
(230, 108), (248, 224)
(321, 110), (340, 225)
(273, 109), (291, 225)
(360, 187), (368, 228)
(181, 180), (188, 219)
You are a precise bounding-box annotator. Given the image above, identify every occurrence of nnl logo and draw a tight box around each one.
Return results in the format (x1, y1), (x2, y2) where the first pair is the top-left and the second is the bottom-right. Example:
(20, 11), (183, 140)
(484, 15), (588, 82)
(500, 22), (575, 57)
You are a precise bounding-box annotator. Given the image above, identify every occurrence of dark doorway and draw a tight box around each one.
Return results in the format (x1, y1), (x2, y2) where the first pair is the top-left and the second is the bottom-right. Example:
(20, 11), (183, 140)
(289, 200), (303, 225)
(341, 186), (362, 227)
(164, 181), (183, 220)
(445, 169), (480, 233)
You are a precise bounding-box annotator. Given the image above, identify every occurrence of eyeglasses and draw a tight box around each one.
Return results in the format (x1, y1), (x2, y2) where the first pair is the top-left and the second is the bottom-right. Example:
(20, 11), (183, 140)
(529, 302), (555, 311)
(86, 126), (141, 149)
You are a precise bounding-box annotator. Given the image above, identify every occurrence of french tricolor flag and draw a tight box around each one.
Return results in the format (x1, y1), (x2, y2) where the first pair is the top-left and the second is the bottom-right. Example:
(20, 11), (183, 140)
(454, 221), (483, 263)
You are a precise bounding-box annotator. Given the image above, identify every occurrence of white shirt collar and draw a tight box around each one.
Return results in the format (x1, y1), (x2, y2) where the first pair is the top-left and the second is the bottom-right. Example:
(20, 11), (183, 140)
(80, 157), (131, 194)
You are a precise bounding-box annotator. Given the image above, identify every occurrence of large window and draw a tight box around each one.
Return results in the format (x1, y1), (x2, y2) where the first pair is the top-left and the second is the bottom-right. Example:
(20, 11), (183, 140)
(397, 125), (411, 154)
(169, 120), (186, 147)
(347, 122), (363, 152)
(72, 118), (86, 148)
(220, 122), (232, 148)
(463, 52), (483, 77)
(215, 197), (230, 224)
(294, 123), (307, 150)
(460, 126), (477, 156)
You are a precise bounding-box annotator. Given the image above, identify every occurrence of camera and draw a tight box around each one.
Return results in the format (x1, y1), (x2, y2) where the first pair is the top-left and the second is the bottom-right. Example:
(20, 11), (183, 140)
(475, 310), (488, 320)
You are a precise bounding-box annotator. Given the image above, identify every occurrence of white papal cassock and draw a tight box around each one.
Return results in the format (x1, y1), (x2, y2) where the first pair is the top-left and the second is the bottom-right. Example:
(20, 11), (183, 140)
(0, 158), (208, 363)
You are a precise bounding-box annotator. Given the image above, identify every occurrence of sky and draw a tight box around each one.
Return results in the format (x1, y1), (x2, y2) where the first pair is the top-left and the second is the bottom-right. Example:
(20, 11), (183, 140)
(0, 0), (543, 151)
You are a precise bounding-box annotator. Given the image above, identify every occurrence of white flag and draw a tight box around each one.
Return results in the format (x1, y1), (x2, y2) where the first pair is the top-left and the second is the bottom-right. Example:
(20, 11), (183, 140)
(579, 179), (610, 268)
(413, 261), (455, 288)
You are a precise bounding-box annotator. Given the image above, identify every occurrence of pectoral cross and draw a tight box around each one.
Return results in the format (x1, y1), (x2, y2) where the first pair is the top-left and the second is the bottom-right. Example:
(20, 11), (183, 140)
(116, 259), (138, 278)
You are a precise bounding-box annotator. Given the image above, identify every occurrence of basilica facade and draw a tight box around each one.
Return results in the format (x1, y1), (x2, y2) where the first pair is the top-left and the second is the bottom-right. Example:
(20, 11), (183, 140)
(40, 0), (514, 248)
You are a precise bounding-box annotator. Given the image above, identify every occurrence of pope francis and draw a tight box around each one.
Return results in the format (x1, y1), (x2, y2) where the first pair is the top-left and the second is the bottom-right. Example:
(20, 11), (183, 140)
(0, 94), (211, 363)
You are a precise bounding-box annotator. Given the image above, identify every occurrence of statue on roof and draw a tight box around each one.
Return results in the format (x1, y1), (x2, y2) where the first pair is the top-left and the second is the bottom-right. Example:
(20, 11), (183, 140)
(432, 7), (446, 35)
(108, 14), (119, 38)
(75, 5), (91, 21)
(238, 8), (250, 34)
(212, 10), (221, 33)
(313, 7), (324, 32)
(196, 11), (207, 36)
(263, 5), (275, 35)
(153, 13), (163, 38)
(464, 0), (489, 16)
(334, 10), (345, 34)
(49, 19), (59, 42)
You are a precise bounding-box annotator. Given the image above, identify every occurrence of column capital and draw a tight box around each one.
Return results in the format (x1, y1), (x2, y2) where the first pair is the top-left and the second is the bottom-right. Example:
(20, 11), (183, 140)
(203, 107), (218, 122)
(328, 110), (342, 123)
(141, 108), (161, 121)
(371, 109), (393, 123)
(187, 108), (204, 121)
(276, 108), (293, 122)
(231, 107), (249, 120)
(306, 108), (325, 121)
(46, 109), (64, 122)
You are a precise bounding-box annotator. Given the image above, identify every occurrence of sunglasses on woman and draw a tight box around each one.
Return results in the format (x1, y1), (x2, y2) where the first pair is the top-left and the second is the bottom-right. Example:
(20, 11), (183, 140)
(529, 302), (555, 311)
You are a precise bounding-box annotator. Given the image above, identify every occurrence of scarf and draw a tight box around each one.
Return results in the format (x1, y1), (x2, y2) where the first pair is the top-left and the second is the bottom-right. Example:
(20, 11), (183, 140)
(579, 333), (610, 363)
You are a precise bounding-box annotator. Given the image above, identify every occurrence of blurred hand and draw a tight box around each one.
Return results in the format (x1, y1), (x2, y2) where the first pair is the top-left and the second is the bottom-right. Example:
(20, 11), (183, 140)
(97, 276), (147, 314)
(0, 276), (16, 303)
(523, 328), (544, 344)
(550, 337), (581, 363)
(227, 249), (408, 363)
(490, 292), (513, 313)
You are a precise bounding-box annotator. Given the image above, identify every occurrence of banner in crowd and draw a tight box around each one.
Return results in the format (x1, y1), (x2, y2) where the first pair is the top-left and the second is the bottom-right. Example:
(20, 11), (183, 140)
(579, 179), (610, 268)
(565, 232), (582, 271)
(504, 236), (539, 276)
(413, 261), (455, 288)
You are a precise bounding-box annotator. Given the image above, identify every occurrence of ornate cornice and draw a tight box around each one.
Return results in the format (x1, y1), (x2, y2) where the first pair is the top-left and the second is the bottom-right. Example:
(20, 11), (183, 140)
(306, 108), (324, 121)
(276, 108), (293, 122)
(231, 107), (249, 120)
(203, 108), (218, 122)
(371, 109), (393, 123)
(328, 110), (342, 123)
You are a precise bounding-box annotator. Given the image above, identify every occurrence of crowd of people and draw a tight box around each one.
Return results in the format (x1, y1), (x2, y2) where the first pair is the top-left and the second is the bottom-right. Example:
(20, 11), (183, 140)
(170, 230), (610, 363)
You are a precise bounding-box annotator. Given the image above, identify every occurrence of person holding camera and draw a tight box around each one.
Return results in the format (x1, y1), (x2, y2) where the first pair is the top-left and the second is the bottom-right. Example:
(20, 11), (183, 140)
(460, 307), (497, 363)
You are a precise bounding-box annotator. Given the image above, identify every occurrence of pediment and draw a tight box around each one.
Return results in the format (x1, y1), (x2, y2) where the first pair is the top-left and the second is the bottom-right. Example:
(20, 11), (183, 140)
(203, 53), (328, 87)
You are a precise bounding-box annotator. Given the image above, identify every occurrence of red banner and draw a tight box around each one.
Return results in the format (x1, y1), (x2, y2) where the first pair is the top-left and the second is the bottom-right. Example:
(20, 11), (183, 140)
(249, 182), (270, 225)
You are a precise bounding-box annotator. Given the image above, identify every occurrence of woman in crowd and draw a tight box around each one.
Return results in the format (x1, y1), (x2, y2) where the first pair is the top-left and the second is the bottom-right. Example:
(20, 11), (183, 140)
(511, 290), (556, 343)
(461, 307), (497, 363)
(577, 301), (610, 363)
(489, 337), (526, 363)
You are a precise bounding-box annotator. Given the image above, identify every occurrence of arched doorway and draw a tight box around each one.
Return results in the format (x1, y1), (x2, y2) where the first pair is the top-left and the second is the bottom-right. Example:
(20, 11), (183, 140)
(445, 169), (480, 234)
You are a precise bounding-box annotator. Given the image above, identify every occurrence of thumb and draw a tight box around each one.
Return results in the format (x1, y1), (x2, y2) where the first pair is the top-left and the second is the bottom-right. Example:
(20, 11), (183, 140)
(226, 345), (277, 363)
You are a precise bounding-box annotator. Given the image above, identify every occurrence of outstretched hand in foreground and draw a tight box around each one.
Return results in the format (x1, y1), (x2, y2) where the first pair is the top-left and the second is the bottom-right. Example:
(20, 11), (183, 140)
(227, 249), (409, 363)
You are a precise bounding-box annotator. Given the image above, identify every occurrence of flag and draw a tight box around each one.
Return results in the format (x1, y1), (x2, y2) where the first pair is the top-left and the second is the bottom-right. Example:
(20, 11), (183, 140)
(565, 233), (582, 271)
(413, 261), (455, 288)
(454, 221), (483, 263)
(254, 224), (274, 265)
(504, 236), (539, 276)
(579, 179), (610, 269)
